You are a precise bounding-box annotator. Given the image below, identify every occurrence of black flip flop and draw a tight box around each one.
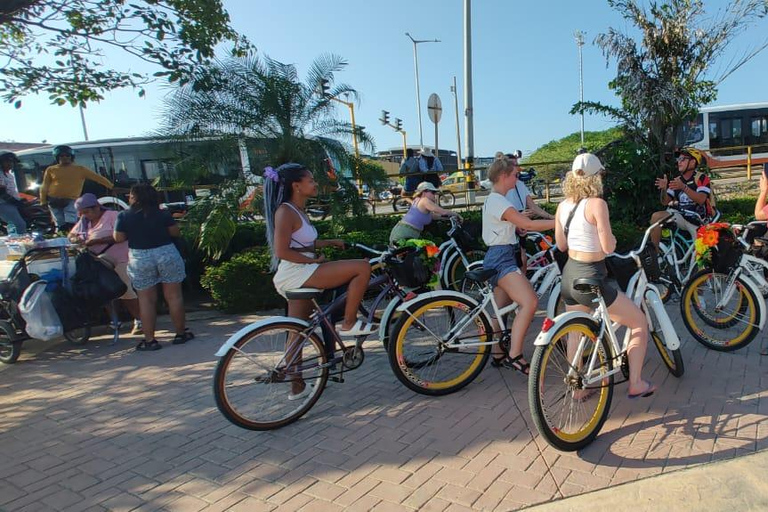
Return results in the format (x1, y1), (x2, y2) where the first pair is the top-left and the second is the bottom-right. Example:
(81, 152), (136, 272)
(136, 340), (162, 351)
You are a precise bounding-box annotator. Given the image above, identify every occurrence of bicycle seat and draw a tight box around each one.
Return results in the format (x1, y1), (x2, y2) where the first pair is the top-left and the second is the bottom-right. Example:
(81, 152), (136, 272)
(464, 268), (497, 283)
(573, 277), (602, 293)
(284, 288), (324, 300)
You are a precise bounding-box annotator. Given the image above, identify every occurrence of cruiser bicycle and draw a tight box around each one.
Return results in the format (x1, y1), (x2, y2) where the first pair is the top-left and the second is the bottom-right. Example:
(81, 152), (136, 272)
(528, 214), (684, 451)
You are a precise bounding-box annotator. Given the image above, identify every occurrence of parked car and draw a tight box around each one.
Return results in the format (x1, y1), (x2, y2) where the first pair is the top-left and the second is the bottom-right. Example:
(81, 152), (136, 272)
(442, 172), (484, 193)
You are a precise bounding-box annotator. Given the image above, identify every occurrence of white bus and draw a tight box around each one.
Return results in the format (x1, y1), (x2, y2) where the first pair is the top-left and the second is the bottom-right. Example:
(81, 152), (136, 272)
(677, 102), (768, 170)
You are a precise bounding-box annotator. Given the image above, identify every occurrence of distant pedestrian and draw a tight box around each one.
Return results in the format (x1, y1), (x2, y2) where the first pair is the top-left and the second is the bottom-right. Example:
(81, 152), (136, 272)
(114, 183), (192, 351)
(419, 148), (443, 189)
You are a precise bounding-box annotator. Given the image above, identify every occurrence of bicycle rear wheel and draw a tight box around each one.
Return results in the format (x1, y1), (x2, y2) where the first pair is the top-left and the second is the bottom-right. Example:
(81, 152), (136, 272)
(388, 295), (491, 396)
(680, 269), (759, 351)
(213, 321), (328, 430)
(438, 191), (456, 208)
(443, 249), (486, 292)
(529, 317), (614, 451)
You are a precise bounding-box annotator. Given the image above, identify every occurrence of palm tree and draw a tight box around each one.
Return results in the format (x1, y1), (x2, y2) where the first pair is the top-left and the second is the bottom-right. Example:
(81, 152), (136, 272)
(159, 53), (375, 259)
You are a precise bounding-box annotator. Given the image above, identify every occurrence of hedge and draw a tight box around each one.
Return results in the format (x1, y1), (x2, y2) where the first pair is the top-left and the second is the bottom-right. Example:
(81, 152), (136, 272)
(199, 197), (757, 312)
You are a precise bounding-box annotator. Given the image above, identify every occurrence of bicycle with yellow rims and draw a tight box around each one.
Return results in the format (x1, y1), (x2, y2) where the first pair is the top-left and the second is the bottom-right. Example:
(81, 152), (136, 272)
(528, 214), (683, 451)
(678, 221), (768, 351)
(386, 244), (563, 397)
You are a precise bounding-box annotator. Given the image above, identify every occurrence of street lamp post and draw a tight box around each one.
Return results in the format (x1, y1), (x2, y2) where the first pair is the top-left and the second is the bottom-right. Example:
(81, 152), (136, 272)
(450, 76), (462, 170)
(405, 32), (440, 148)
(574, 30), (585, 146)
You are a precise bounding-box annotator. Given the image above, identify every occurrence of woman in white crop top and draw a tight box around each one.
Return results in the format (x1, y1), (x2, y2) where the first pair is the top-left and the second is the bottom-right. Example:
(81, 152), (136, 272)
(482, 154), (555, 375)
(555, 153), (655, 399)
(264, 163), (375, 398)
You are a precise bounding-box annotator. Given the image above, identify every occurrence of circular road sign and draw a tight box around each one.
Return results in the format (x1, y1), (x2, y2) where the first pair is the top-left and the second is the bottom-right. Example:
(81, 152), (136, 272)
(427, 93), (442, 124)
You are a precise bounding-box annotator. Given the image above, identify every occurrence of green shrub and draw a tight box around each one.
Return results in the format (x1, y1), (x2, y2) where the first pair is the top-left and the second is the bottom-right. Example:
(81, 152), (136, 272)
(200, 248), (284, 312)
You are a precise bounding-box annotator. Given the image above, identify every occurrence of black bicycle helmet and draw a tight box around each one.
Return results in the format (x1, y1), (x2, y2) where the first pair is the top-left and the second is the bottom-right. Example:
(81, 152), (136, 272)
(52, 145), (74, 160)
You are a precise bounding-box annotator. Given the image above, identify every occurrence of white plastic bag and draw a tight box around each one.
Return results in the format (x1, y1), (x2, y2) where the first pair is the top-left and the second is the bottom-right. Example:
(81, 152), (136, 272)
(19, 281), (63, 341)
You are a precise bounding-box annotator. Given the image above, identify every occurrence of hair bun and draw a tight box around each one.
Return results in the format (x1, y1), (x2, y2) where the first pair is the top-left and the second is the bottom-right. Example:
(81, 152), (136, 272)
(494, 151), (505, 160)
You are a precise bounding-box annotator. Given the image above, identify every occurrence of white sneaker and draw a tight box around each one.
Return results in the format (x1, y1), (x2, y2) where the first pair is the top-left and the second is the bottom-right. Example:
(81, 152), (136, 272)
(336, 319), (378, 337)
(288, 384), (313, 401)
(131, 320), (143, 335)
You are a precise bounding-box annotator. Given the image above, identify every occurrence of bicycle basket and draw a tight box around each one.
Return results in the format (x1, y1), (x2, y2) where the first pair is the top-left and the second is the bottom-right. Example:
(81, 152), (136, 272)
(388, 248), (432, 288)
(639, 243), (662, 283)
(711, 228), (743, 274)
(605, 255), (637, 292)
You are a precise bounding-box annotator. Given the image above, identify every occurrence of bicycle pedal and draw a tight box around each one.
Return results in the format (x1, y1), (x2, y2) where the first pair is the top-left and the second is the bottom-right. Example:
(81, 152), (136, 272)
(330, 376), (345, 383)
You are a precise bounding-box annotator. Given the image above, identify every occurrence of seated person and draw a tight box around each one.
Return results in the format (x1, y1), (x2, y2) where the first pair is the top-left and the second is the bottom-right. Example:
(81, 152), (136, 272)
(650, 148), (713, 248)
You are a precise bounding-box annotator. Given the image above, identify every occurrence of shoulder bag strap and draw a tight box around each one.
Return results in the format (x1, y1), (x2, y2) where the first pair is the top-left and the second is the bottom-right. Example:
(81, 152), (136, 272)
(563, 199), (584, 240)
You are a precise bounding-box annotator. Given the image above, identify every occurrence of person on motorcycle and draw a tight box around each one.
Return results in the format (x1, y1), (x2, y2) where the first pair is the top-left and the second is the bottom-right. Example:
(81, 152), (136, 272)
(399, 148), (428, 195)
(0, 152), (27, 233)
(40, 145), (114, 232)
(650, 147), (713, 249)
(419, 148), (443, 189)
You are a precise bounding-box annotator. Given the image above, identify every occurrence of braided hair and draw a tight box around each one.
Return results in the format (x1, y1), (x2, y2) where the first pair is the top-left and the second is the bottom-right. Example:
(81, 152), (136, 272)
(263, 163), (311, 271)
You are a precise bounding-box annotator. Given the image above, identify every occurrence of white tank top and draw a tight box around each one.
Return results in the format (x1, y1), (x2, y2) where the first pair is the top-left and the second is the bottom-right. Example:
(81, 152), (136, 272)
(283, 202), (318, 249)
(559, 199), (602, 253)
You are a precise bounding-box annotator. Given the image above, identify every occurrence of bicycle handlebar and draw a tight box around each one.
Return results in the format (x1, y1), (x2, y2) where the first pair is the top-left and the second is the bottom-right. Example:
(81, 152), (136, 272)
(349, 242), (386, 257)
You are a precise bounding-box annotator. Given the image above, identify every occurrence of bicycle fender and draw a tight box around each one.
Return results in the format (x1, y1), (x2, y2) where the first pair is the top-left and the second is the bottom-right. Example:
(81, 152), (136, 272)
(738, 275), (767, 330)
(545, 282), (562, 318)
(395, 290), (493, 326)
(214, 316), (311, 357)
(534, 311), (595, 346)
(378, 295), (404, 341)
(644, 287), (680, 350)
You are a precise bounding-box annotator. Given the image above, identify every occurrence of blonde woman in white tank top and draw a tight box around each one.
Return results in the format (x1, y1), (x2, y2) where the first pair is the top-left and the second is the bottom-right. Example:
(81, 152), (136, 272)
(555, 154), (656, 399)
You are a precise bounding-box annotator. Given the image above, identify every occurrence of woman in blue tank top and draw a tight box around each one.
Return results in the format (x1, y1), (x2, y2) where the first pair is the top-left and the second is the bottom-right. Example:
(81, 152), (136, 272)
(389, 182), (461, 245)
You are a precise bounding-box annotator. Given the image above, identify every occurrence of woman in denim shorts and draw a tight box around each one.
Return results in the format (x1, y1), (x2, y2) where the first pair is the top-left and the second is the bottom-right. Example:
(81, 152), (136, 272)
(114, 183), (193, 351)
(482, 153), (555, 374)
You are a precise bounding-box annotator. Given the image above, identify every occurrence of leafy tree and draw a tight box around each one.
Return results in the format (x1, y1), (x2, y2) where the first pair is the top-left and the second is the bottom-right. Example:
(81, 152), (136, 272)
(574, 0), (768, 174)
(0, 0), (249, 107)
(162, 53), (375, 259)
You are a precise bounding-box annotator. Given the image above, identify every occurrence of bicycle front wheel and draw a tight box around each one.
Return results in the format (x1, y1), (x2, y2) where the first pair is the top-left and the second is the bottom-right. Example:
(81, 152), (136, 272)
(213, 321), (328, 430)
(680, 269), (760, 352)
(646, 294), (684, 377)
(388, 295), (491, 396)
(529, 317), (614, 451)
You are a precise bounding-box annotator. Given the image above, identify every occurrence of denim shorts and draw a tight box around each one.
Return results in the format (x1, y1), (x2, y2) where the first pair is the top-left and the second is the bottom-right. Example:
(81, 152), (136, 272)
(484, 244), (520, 288)
(127, 243), (186, 290)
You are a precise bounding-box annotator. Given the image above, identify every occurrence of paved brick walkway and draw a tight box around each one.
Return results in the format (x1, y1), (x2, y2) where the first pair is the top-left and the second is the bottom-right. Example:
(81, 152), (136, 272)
(1, 303), (767, 511)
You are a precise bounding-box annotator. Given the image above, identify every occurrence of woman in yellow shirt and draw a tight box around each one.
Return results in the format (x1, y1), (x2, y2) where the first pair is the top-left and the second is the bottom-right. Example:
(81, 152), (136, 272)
(41, 145), (113, 230)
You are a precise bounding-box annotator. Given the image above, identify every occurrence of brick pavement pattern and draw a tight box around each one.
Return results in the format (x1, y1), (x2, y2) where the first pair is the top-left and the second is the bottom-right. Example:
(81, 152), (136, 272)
(1, 303), (768, 511)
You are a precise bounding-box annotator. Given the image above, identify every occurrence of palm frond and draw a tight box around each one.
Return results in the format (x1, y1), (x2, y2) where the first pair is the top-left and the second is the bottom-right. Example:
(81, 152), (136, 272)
(198, 202), (237, 260)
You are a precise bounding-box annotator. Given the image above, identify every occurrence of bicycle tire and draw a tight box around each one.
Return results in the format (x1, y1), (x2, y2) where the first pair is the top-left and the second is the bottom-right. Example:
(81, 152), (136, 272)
(64, 325), (91, 345)
(528, 317), (614, 451)
(213, 321), (328, 430)
(656, 242), (674, 303)
(388, 294), (491, 396)
(0, 321), (21, 364)
(439, 191), (456, 208)
(645, 295), (684, 377)
(680, 269), (760, 352)
(442, 249), (486, 291)
(393, 197), (412, 212)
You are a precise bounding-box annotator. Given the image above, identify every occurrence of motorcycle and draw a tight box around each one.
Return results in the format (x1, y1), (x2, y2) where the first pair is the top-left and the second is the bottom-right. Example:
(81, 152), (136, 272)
(0, 193), (55, 236)
(519, 167), (543, 199)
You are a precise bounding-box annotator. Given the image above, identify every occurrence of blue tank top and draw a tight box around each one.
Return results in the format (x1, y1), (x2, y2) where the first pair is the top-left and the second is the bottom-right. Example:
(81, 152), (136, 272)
(402, 198), (432, 230)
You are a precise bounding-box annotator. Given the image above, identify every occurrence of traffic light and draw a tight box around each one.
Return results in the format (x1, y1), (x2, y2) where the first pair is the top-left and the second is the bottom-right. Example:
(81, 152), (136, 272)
(318, 78), (330, 97)
(395, 118), (402, 131)
(380, 110), (390, 125)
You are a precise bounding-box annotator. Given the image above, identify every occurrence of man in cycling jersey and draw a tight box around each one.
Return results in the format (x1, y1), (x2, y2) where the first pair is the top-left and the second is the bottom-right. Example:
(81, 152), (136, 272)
(650, 148), (712, 249)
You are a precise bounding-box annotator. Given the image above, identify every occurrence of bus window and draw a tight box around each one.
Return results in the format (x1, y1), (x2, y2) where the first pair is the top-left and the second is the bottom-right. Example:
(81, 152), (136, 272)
(709, 120), (720, 147)
(676, 113), (704, 146)
(751, 116), (768, 145)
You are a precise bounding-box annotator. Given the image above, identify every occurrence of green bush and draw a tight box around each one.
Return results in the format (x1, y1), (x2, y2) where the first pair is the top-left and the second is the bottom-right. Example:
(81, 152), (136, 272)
(200, 248), (285, 312)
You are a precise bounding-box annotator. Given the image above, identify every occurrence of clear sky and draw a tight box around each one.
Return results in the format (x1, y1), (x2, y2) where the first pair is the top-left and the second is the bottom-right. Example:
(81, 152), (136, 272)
(1, 0), (767, 158)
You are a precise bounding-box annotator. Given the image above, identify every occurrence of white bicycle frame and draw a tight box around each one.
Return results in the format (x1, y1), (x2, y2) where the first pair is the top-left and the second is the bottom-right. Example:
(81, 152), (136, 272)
(397, 261), (562, 349)
(534, 216), (681, 385)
